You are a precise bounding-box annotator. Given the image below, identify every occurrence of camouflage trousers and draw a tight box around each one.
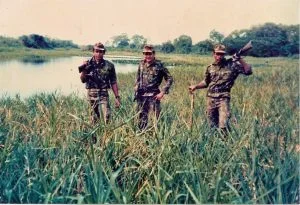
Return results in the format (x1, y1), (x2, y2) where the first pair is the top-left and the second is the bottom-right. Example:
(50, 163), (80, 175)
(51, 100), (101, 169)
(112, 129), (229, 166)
(206, 97), (231, 129)
(87, 89), (111, 124)
(137, 96), (161, 130)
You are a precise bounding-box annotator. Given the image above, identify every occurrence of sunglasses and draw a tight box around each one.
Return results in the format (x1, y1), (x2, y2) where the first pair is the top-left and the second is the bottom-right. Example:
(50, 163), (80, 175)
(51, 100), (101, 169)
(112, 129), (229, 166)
(215, 52), (225, 56)
(143, 52), (153, 56)
(95, 50), (104, 53)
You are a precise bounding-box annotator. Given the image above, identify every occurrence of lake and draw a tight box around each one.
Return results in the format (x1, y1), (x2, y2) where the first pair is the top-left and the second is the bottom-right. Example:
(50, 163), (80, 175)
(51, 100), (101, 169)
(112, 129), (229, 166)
(0, 56), (140, 98)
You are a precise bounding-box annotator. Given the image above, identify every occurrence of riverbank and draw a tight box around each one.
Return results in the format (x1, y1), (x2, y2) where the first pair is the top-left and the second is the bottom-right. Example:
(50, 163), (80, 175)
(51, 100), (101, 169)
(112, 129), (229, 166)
(0, 47), (212, 66)
(1, 47), (298, 67)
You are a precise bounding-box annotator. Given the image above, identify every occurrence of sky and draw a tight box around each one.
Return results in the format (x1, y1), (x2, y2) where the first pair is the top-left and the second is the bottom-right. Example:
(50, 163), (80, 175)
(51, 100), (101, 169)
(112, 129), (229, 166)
(0, 0), (299, 45)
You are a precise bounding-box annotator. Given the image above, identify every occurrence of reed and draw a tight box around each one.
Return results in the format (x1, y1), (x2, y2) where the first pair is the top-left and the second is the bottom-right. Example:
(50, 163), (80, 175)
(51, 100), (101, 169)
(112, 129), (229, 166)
(0, 56), (298, 203)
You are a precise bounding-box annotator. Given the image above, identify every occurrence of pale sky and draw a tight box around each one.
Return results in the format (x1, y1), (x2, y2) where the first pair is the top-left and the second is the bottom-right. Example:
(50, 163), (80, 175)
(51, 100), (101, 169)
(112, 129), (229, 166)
(0, 0), (299, 45)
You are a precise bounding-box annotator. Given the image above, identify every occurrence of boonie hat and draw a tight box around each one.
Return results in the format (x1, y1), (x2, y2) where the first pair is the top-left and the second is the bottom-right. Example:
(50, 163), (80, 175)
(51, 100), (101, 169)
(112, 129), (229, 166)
(143, 44), (155, 53)
(214, 44), (226, 54)
(93, 42), (105, 51)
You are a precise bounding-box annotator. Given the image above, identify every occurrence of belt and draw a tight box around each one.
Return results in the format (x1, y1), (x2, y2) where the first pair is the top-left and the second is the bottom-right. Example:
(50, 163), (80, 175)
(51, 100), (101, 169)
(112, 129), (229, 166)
(209, 87), (230, 93)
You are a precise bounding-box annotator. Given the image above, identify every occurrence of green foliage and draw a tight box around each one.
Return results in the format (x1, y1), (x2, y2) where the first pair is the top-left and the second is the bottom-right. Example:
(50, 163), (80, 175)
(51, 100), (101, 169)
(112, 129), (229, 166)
(18, 34), (78, 49)
(192, 40), (213, 54)
(0, 36), (23, 47)
(112, 33), (130, 48)
(1, 22), (298, 57)
(173, 35), (192, 54)
(160, 41), (175, 53)
(130, 34), (147, 49)
(209, 29), (225, 44)
(224, 23), (299, 57)
(45, 37), (79, 49)
(19, 34), (51, 49)
(0, 56), (298, 203)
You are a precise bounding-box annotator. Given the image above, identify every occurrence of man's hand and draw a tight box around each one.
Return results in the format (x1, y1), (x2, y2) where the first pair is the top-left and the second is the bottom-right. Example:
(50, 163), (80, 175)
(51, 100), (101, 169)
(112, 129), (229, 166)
(232, 53), (241, 61)
(188, 85), (197, 94)
(80, 70), (89, 83)
(154, 92), (164, 101)
(115, 96), (121, 108)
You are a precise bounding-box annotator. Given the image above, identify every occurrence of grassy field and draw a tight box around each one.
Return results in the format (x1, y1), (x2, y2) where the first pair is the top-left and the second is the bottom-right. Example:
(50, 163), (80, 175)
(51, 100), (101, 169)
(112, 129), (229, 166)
(0, 53), (299, 203)
(0, 47), (142, 61)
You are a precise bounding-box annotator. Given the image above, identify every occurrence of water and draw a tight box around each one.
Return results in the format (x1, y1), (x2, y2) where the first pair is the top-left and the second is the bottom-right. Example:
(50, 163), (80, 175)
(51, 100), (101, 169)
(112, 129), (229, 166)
(0, 56), (140, 98)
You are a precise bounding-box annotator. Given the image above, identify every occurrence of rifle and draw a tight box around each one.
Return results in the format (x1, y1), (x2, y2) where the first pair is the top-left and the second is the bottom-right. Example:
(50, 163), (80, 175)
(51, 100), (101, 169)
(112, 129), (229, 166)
(230, 41), (253, 62)
(78, 60), (106, 86)
(78, 59), (92, 73)
(134, 64), (143, 101)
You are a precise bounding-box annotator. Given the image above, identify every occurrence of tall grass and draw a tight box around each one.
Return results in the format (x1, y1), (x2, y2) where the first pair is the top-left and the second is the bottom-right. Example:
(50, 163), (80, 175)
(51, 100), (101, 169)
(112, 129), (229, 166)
(0, 57), (298, 203)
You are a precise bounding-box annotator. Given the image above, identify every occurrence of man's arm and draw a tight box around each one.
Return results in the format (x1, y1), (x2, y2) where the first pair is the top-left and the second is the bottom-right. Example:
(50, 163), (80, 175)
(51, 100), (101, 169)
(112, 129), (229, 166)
(189, 80), (207, 92)
(134, 64), (141, 91)
(155, 66), (173, 100)
(238, 58), (252, 75)
(189, 66), (210, 92)
(108, 63), (121, 108)
(111, 83), (121, 108)
(161, 67), (173, 94)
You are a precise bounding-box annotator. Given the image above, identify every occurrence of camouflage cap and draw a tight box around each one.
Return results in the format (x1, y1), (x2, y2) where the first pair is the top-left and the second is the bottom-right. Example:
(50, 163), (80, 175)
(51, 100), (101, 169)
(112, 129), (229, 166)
(143, 44), (155, 53)
(93, 42), (105, 51)
(214, 44), (226, 54)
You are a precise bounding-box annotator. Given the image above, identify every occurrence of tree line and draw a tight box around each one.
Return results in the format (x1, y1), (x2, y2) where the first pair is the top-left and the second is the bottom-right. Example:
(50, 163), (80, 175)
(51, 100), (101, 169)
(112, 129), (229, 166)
(0, 23), (298, 57)
(0, 34), (78, 49)
(109, 23), (299, 57)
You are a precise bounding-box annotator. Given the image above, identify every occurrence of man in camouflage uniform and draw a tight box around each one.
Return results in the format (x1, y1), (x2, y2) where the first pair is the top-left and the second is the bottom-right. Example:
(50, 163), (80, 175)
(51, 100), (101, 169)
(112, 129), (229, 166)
(189, 44), (252, 133)
(134, 45), (173, 130)
(80, 42), (121, 125)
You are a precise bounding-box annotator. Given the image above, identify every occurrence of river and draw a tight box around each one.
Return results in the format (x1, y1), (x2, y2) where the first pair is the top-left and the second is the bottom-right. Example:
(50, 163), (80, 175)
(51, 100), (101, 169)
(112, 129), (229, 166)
(0, 56), (139, 98)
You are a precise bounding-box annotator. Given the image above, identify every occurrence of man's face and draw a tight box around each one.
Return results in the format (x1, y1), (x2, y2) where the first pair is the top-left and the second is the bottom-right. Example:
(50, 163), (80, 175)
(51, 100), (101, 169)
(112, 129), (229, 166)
(213, 52), (225, 63)
(143, 50), (155, 63)
(93, 49), (104, 61)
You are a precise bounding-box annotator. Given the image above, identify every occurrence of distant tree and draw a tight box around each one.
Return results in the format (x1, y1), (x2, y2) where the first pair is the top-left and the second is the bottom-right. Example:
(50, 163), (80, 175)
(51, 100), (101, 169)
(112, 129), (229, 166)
(209, 29), (224, 44)
(160, 41), (175, 53)
(0, 36), (22, 47)
(130, 34), (147, 49)
(31, 34), (51, 49)
(250, 23), (289, 56)
(192, 40), (213, 54)
(45, 37), (78, 49)
(223, 23), (296, 57)
(281, 25), (299, 56)
(19, 34), (78, 49)
(19, 34), (50, 49)
(223, 29), (251, 55)
(111, 33), (130, 48)
(173, 35), (192, 54)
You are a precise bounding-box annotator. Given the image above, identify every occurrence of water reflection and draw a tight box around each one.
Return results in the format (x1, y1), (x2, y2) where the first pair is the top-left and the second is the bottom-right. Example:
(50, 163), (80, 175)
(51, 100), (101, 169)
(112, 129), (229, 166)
(21, 55), (49, 64)
(0, 56), (139, 98)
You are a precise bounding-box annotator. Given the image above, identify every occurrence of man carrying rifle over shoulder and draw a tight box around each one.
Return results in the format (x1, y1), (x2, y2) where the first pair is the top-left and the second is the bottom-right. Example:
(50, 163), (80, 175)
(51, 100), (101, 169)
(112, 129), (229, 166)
(79, 42), (121, 125)
(189, 43), (252, 135)
(134, 45), (173, 130)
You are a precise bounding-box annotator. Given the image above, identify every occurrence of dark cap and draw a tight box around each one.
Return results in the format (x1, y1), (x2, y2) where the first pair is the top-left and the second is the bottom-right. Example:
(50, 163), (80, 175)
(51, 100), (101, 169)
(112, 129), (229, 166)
(93, 42), (105, 51)
(143, 44), (155, 53)
(214, 44), (226, 54)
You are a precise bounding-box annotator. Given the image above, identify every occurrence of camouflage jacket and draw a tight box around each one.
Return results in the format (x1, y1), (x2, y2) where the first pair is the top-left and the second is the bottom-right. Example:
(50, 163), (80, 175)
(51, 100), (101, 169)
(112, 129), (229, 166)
(135, 59), (173, 96)
(84, 57), (117, 90)
(204, 58), (252, 98)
